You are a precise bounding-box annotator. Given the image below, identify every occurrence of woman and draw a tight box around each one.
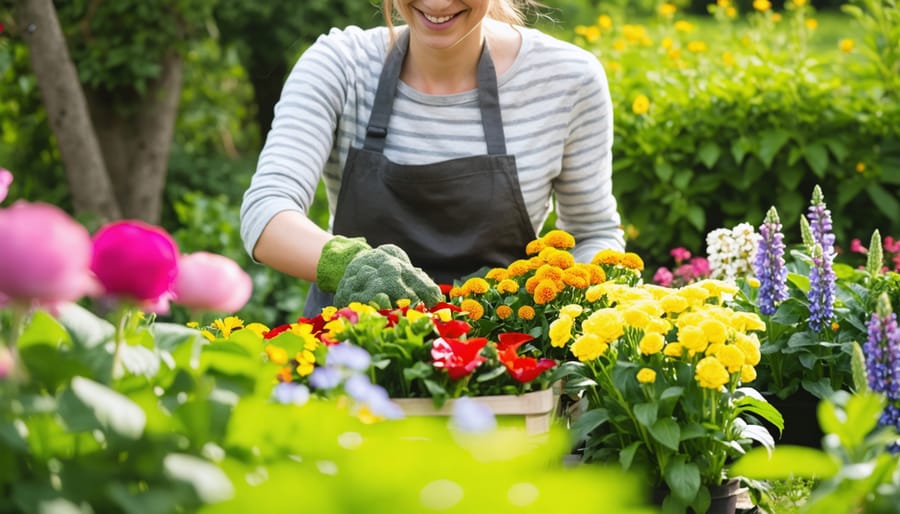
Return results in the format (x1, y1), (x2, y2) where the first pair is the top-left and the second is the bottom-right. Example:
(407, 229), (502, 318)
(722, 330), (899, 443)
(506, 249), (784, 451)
(240, 0), (625, 315)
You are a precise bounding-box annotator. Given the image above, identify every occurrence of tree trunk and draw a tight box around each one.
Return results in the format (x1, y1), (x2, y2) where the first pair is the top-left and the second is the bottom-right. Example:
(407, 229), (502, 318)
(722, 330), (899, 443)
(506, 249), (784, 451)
(87, 51), (184, 223)
(14, 0), (121, 223)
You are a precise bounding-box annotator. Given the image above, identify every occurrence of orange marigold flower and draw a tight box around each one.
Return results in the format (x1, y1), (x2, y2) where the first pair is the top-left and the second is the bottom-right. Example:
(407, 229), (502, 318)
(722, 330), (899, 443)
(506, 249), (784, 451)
(535, 264), (564, 282)
(525, 275), (541, 294)
(534, 280), (558, 305)
(460, 299), (485, 321)
(542, 229), (576, 249)
(496, 305), (513, 319)
(462, 277), (490, 295)
(525, 239), (546, 255)
(592, 249), (622, 266)
(562, 268), (590, 289)
(448, 286), (466, 298)
(576, 263), (606, 284)
(622, 252), (644, 270)
(507, 259), (532, 277)
(277, 366), (293, 382)
(517, 305), (536, 320)
(497, 278), (520, 294)
(546, 250), (575, 269)
(485, 267), (509, 281)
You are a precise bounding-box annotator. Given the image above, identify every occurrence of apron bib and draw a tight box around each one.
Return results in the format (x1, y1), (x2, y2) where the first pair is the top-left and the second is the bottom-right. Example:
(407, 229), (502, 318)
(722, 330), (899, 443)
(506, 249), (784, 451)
(304, 29), (535, 317)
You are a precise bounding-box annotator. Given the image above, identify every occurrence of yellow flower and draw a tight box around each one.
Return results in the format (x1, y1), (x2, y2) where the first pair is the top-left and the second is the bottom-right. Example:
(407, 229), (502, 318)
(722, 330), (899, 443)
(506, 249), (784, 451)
(661, 36), (674, 50)
(639, 332), (666, 355)
(722, 51), (735, 66)
(637, 368), (657, 384)
(661, 294), (689, 314)
(507, 259), (532, 277)
(321, 306), (337, 321)
(747, 277), (760, 288)
(674, 21), (695, 33)
(547, 250), (576, 269)
(734, 332), (762, 365)
(533, 280), (558, 305)
(200, 330), (215, 342)
(741, 365), (757, 383)
(549, 315), (574, 348)
(716, 344), (745, 373)
(664, 342), (684, 358)
(658, 2), (677, 17)
(244, 322), (269, 337)
(622, 252), (645, 270)
(460, 299), (485, 321)
(632, 94), (650, 115)
(535, 264), (564, 282)
(805, 18), (818, 30)
(695, 357), (730, 389)
(562, 267), (590, 288)
(496, 305), (513, 319)
(734, 311), (766, 332)
(525, 238), (546, 255)
(700, 318), (728, 345)
(717, 0), (730, 6)
(679, 324), (709, 354)
(560, 304), (584, 319)
(623, 307), (652, 329)
(448, 286), (465, 298)
(597, 14), (613, 29)
(212, 316), (244, 338)
(517, 305), (536, 321)
(497, 278), (520, 294)
(296, 350), (316, 377)
(792, 0), (807, 6)
(485, 267), (508, 281)
(771, 12), (782, 22)
(856, 162), (866, 173)
(592, 249), (622, 266)
(726, 6), (737, 17)
(434, 308), (453, 322)
(582, 308), (625, 343)
(186, 321), (200, 328)
(679, 284), (711, 305)
(839, 38), (855, 53)
(266, 345), (289, 365)
(570, 333), (609, 362)
(753, 0), (771, 11)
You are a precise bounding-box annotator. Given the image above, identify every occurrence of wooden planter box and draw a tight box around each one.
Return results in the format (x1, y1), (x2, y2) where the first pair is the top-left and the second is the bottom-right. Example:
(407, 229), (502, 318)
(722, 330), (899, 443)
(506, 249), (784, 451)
(392, 388), (557, 435)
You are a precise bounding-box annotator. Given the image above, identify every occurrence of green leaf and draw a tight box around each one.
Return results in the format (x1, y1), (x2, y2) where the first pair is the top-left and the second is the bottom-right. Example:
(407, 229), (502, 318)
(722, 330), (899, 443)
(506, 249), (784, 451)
(619, 441), (642, 470)
(757, 130), (791, 168)
(655, 161), (674, 182)
(850, 342), (869, 393)
(56, 303), (115, 349)
(803, 143), (829, 178)
(866, 183), (900, 220)
(163, 453), (233, 504)
(697, 141), (721, 168)
(649, 418), (680, 451)
(730, 445), (838, 479)
(664, 457), (700, 502)
(17, 310), (70, 348)
(735, 397), (784, 432)
(685, 205), (706, 231)
(60, 376), (146, 439)
(570, 408), (609, 442)
(634, 402), (658, 427)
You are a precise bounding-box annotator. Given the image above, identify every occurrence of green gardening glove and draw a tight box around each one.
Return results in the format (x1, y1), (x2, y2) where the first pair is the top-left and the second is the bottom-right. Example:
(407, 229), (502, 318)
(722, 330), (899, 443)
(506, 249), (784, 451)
(316, 235), (372, 293)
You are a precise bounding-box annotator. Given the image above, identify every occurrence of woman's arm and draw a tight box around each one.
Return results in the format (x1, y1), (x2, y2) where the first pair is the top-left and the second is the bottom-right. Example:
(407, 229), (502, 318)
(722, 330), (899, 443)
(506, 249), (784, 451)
(251, 210), (332, 282)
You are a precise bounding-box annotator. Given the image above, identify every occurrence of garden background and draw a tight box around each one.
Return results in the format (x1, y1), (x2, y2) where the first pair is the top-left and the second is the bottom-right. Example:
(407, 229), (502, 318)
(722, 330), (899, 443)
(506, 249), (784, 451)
(1, 0), (897, 328)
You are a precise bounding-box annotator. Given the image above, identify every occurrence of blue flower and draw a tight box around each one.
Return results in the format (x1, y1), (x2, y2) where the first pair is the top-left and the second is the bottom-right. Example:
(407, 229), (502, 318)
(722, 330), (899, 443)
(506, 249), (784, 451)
(754, 207), (789, 316)
(863, 295), (900, 452)
(309, 366), (343, 390)
(272, 382), (310, 406)
(326, 342), (371, 372)
(451, 397), (497, 433)
(807, 244), (836, 332)
(344, 374), (404, 420)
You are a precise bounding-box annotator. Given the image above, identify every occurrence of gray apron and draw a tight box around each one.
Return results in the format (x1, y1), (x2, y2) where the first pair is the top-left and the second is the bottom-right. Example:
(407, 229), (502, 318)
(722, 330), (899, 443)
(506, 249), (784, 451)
(303, 30), (536, 317)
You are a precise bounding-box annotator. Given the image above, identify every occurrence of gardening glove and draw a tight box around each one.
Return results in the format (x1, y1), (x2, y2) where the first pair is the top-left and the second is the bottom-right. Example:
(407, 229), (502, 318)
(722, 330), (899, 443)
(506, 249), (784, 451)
(333, 244), (443, 310)
(316, 235), (372, 293)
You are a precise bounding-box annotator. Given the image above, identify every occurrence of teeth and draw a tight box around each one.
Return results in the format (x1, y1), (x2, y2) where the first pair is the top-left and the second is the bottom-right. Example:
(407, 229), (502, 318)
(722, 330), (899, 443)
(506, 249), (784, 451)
(424, 13), (453, 23)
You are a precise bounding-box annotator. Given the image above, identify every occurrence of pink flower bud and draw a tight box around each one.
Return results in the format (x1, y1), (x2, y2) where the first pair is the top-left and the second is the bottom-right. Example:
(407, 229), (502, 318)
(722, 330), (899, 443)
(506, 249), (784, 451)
(0, 346), (12, 379)
(91, 220), (179, 312)
(174, 252), (252, 313)
(0, 168), (12, 203)
(0, 202), (96, 305)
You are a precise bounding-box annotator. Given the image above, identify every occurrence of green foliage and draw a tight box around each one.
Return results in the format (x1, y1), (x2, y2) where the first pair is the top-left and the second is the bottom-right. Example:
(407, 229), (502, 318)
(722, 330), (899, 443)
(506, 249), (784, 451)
(569, 4), (900, 271)
(732, 388), (900, 513)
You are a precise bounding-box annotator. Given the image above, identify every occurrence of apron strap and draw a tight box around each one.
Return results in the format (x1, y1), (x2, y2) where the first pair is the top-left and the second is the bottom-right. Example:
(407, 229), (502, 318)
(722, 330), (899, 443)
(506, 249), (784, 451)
(363, 29), (507, 155)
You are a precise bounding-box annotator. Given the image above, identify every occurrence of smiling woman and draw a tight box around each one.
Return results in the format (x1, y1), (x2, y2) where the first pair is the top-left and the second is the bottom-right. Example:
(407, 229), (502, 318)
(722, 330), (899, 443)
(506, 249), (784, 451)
(240, 0), (627, 318)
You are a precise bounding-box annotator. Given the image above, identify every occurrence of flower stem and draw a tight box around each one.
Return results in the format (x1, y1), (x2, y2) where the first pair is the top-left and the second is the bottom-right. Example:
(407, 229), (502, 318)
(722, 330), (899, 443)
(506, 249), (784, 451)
(112, 307), (131, 380)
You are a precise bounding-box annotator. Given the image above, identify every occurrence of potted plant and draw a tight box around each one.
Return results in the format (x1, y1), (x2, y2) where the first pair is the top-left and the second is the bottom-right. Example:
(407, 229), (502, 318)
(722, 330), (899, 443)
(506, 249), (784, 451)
(554, 278), (783, 514)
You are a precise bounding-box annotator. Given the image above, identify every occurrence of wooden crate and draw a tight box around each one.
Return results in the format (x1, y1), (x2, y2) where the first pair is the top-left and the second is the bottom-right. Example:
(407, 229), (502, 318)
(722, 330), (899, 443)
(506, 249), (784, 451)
(392, 388), (556, 435)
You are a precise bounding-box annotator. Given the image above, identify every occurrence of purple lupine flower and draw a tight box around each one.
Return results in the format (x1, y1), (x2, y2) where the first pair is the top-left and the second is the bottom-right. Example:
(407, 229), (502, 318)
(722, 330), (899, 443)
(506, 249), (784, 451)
(863, 295), (900, 452)
(807, 186), (836, 260)
(807, 244), (836, 332)
(754, 207), (789, 316)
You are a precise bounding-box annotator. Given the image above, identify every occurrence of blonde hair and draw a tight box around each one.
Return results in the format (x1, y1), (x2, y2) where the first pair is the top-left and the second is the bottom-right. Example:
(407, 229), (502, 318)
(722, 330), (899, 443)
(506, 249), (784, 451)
(381, 0), (541, 33)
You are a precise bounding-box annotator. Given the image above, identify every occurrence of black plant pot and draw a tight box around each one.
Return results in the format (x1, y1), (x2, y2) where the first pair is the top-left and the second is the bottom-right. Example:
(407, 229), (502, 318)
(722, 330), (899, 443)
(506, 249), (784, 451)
(762, 390), (825, 448)
(651, 479), (743, 514)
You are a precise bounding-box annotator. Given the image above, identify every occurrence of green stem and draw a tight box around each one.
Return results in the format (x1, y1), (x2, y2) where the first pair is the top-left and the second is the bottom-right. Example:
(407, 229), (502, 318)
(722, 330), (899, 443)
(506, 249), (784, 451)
(112, 307), (130, 380)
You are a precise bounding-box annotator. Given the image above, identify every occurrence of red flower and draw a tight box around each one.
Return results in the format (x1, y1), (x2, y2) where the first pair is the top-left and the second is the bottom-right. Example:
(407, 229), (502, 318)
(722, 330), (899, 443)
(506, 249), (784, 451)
(264, 324), (291, 339)
(430, 301), (461, 313)
(496, 332), (534, 353)
(431, 337), (488, 380)
(439, 283), (454, 295)
(434, 319), (472, 339)
(499, 353), (557, 384)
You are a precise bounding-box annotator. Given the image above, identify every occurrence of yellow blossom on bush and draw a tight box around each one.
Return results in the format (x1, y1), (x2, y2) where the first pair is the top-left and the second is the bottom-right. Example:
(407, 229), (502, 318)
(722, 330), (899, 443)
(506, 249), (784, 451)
(518, 305), (536, 320)
(805, 18), (818, 30)
(266, 345), (289, 365)
(496, 304), (513, 319)
(460, 299), (485, 320)
(695, 357), (729, 389)
(679, 324), (709, 354)
(664, 342), (685, 358)
(661, 294), (689, 314)
(542, 229), (576, 249)
(687, 40), (707, 53)
(658, 2), (677, 17)
(639, 332), (666, 355)
(549, 315), (575, 348)
(212, 316), (244, 338)
(674, 21), (695, 33)
(571, 333), (609, 361)
(296, 350), (316, 376)
(497, 278), (520, 294)
(525, 239), (546, 255)
(462, 277), (490, 295)
(715, 344), (745, 373)
(632, 94), (650, 115)
(507, 259), (532, 277)
(582, 308), (626, 343)
(856, 162), (866, 173)
(484, 267), (508, 281)
(637, 368), (657, 384)
(741, 365), (757, 382)
(560, 304), (584, 318)
(597, 14), (612, 29)
(734, 333), (762, 365)
(700, 318), (728, 345)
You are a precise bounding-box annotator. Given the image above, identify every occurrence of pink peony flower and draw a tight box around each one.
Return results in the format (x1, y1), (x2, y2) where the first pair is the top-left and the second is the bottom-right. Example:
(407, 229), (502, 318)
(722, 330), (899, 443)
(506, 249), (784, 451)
(0, 202), (97, 307)
(653, 267), (674, 287)
(174, 252), (253, 313)
(91, 220), (179, 312)
(670, 247), (692, 264)
(0, 168), (12, 203)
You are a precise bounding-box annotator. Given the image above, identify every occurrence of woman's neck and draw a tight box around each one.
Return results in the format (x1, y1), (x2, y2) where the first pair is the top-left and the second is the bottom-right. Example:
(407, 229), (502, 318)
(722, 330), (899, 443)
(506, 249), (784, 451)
(401, 23), (485, 95)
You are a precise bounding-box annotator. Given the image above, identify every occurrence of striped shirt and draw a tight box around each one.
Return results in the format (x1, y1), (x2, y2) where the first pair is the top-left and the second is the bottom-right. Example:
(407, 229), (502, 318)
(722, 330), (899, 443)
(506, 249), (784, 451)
(240, 22), (625, 264)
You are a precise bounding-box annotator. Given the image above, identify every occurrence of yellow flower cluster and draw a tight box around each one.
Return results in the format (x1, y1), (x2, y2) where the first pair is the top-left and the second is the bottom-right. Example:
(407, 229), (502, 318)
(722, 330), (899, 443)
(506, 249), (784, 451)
(560, 279), (764, 391)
